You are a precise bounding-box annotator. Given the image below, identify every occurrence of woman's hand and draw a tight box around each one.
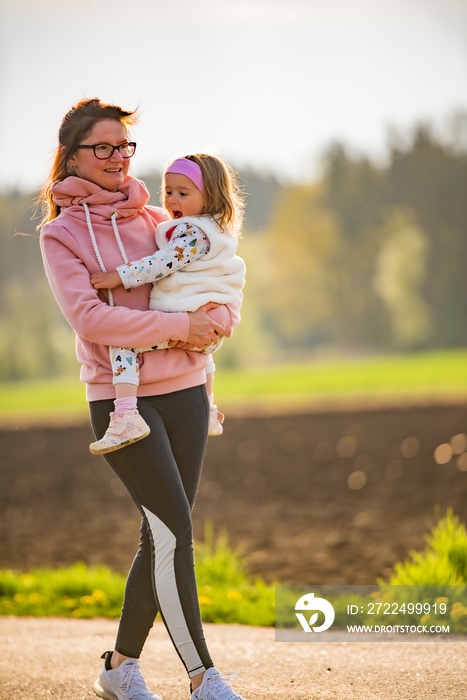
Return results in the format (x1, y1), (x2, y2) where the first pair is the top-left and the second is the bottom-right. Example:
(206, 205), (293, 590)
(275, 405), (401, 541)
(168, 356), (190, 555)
(167, 340), (199, 350)
(91, 271), (122, 290)
(184, 302), (225, 348)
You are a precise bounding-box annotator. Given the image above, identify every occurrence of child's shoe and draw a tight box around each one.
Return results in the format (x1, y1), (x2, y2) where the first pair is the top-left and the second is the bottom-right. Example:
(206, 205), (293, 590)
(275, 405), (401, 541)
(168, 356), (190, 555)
(191, 667), (246, 700)
(90, 410), (150, 455)
(93, 651), (162, 700)
(208, 403), (224, 436)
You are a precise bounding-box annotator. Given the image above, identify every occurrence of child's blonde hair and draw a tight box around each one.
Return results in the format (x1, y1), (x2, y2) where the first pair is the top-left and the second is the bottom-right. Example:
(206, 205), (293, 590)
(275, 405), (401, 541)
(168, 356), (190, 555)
(164, 153), (245, 235)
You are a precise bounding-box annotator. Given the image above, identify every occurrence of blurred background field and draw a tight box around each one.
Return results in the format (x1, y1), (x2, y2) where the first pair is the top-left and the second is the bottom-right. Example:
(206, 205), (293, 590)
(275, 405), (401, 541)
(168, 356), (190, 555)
(2, 2), (467, 627)
(1, 398), (466, 590)
(1, 348), (466, 425)
(1, 118), (467, 387)
(2, 121), (467, 622)
(1, 119), (467, 602)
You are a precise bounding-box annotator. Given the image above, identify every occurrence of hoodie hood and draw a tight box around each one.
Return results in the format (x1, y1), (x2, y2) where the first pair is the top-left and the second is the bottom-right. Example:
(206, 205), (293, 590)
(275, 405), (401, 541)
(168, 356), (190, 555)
(51, 175), (150, 221)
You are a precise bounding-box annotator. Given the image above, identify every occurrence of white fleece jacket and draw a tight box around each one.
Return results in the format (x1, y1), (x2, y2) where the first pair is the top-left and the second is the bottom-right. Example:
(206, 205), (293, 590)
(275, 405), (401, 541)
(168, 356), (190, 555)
(149, 215), (246, 312)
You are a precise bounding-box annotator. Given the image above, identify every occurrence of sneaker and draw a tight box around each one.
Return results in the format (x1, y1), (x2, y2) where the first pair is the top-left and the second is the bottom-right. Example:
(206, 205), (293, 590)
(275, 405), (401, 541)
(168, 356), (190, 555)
(93, 652), (162, 700)
(191, 667), (246, 700)
(208, 404), (224, 437)
(90, 410), (150, 455)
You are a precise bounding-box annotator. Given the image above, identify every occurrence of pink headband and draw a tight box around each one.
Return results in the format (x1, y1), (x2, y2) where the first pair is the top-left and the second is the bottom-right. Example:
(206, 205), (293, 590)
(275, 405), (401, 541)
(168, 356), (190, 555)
(165, 158), (204, 194)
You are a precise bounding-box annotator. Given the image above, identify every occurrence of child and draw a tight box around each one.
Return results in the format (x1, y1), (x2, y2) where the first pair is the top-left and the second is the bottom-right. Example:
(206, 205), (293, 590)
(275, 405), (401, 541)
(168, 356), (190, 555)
(89, 153), (246, 455)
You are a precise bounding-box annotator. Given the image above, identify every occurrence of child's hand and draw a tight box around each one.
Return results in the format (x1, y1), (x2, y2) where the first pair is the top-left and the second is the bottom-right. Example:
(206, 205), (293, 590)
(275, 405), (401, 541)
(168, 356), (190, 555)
(90, 271), (122, 290)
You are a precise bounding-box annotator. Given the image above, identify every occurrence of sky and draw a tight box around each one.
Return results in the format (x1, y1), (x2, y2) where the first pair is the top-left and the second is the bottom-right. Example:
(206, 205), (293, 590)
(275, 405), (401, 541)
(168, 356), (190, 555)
(1, 0), (466, 192)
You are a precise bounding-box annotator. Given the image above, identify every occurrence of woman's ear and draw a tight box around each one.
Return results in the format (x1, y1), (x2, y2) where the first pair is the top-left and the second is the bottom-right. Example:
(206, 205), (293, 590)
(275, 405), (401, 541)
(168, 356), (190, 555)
(65, 148), (77, 175)
(67, 150), (77, 167)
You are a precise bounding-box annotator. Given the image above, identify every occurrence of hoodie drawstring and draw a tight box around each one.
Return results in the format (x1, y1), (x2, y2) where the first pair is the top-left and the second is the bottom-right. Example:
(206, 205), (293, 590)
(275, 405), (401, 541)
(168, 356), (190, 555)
(82, 202), (129, 308)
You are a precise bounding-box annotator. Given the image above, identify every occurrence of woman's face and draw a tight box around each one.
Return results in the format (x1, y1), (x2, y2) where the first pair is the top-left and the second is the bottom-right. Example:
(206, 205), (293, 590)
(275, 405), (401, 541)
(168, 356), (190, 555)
(67, 119), (131, 191)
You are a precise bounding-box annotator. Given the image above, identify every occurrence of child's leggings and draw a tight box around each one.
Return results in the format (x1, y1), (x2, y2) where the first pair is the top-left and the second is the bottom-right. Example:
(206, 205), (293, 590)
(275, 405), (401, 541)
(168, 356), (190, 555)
(110, 346), (217, 386)
(89, 385), (213, 677)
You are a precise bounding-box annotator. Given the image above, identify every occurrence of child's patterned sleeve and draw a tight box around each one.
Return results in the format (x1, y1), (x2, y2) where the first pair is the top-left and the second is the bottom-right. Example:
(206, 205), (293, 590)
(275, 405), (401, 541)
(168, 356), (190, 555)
(117, 224), (210, 288)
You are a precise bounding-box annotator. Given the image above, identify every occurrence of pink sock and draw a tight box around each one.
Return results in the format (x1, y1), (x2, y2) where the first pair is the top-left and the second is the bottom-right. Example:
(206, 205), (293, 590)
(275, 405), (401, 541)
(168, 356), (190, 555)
(114, 397), (138, 413)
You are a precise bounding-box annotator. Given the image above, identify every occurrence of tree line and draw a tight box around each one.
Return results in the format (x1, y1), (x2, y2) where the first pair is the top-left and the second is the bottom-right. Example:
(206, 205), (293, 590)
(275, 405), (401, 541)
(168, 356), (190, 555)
(252, 123), (467, 359)
(0, 117), (465, 380)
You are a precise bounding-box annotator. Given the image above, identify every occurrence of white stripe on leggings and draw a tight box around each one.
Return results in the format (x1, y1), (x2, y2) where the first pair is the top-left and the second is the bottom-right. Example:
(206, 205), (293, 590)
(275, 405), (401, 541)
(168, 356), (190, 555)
(142, 506), (205, 677)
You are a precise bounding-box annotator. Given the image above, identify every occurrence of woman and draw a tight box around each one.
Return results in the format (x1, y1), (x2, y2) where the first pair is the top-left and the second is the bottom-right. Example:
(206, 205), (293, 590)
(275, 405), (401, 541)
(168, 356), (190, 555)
(40, 98), (246, 700)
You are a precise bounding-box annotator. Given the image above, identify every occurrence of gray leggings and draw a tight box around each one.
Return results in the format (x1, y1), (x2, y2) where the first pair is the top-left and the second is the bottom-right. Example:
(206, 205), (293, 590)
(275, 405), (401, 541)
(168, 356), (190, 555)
(89, 385), (213, 678)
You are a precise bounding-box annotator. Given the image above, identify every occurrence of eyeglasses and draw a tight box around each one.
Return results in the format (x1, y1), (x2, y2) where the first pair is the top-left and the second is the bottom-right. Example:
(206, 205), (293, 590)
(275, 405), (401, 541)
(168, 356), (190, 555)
(76, 142), (137, 159)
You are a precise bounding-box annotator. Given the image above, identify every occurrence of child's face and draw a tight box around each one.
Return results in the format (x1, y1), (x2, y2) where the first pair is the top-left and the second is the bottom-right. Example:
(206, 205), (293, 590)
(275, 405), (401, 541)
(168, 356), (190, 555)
(164, 173), (205, 219)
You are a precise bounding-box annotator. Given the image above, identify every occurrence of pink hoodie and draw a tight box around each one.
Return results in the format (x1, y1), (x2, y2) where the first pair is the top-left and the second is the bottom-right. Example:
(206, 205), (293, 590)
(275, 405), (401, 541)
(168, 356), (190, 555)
(40, 175), (241, 402)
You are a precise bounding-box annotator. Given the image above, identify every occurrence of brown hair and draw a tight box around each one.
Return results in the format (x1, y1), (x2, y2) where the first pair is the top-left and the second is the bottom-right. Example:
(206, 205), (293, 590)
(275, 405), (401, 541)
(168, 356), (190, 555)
(164, 153), (245, 235)
(37, 98), (138, 228)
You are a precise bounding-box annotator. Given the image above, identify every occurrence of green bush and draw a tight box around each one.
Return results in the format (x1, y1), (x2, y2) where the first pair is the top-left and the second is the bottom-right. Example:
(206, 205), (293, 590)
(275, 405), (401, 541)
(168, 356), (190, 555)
(387, 509), (467, 585)
(366, 510), (467, 633)
(194, 523), (275, 625)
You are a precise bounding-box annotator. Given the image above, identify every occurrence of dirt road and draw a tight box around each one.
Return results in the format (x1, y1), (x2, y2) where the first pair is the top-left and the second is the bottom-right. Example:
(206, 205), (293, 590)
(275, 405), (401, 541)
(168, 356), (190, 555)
(1, 617), (466, 699)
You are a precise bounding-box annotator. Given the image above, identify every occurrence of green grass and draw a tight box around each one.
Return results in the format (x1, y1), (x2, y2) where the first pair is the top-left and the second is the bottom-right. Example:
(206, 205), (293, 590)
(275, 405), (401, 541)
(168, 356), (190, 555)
(1, 349), (466, 424)
(364, 510), (467, 633)
(0, 526), (275, 626)
(387, 508), (467, 586)
(0, 563), (125, 619)
(215, 348), (467, 403)
(0, 375), (89, 423)
(2, 514), (467, 632)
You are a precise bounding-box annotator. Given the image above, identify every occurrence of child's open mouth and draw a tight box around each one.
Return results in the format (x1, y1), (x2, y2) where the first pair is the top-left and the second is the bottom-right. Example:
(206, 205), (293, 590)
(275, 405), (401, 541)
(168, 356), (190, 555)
(173, 210), (183, 219)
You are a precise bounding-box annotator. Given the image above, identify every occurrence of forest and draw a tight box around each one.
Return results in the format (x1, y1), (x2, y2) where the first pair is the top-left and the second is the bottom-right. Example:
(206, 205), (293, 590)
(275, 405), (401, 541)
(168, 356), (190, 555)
(1, 117), (466, 381)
